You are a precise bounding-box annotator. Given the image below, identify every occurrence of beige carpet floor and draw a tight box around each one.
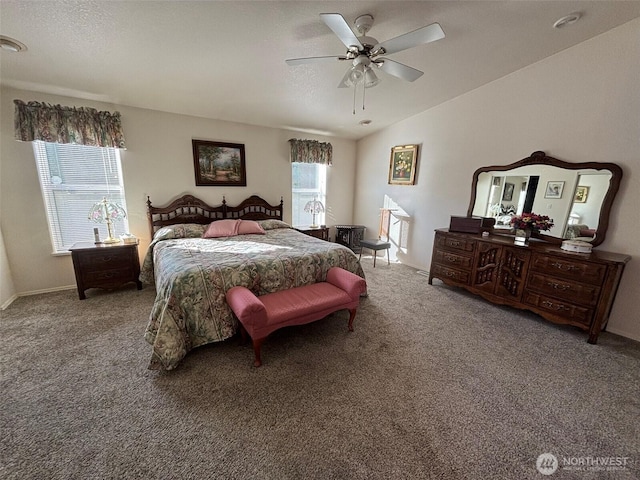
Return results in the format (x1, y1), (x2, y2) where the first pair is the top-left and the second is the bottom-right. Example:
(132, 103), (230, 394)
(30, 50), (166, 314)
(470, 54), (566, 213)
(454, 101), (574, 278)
(1, 260), (639, 479)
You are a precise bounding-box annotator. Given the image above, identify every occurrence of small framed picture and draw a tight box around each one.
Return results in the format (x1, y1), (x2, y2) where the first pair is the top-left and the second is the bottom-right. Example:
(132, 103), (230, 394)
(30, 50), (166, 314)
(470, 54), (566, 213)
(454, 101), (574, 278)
(192, 139), (247, 186)
(502, 182), (514, 201)
(545, 181), (565, 199)
(574, 186), (589, 203)
(388, 144), (419, 185)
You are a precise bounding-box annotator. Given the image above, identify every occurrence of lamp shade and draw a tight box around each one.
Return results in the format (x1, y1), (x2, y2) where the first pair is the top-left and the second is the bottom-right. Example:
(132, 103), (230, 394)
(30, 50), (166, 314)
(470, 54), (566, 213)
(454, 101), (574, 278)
(304, 199), (325, 214)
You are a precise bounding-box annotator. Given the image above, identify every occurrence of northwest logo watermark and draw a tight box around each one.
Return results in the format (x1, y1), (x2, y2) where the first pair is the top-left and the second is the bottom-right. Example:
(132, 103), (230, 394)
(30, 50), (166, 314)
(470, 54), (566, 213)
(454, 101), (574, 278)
(536, 453), (631, 475)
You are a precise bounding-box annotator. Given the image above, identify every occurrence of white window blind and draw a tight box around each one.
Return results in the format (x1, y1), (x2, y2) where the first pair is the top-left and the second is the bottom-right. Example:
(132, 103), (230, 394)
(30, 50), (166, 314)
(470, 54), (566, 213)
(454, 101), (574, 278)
(292, 162), (326, 227)
(32, 141), (129, 254)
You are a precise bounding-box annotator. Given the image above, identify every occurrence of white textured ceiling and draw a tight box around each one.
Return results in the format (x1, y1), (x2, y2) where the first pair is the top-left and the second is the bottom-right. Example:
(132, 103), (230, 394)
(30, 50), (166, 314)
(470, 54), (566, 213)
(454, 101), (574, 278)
(2, 1), (640, 140)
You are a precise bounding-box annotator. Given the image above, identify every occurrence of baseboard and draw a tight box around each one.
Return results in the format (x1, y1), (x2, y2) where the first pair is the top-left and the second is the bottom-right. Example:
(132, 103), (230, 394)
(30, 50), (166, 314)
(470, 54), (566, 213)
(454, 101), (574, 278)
(1, 294), (18, 310)
(606, 326), (640, 344)
(1, 285), (77, 310)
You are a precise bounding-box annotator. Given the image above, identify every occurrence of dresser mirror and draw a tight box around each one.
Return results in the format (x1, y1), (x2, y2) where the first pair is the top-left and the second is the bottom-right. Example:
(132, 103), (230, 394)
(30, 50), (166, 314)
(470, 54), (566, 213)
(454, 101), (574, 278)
(467, 151), (622, 247)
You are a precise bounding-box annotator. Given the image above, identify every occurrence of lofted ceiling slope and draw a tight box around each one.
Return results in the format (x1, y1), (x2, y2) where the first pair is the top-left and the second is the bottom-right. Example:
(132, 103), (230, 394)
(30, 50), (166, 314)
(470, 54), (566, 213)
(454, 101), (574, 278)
(1, 1), (639, 140)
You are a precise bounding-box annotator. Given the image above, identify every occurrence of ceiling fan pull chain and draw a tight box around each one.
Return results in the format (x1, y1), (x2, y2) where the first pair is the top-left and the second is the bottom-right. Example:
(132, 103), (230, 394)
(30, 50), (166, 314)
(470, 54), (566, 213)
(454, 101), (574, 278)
(362, 81), (366, 111)
(352, 83), (357, 115)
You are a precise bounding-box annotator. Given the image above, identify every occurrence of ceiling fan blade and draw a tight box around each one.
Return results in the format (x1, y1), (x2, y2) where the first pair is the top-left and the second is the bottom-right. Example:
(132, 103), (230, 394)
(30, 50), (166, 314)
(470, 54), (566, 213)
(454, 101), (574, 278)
(374, 22), (444, 55)
(377, 58), (424, 82)
(320, 13), (363, 50)
(286, 55), (347, 66)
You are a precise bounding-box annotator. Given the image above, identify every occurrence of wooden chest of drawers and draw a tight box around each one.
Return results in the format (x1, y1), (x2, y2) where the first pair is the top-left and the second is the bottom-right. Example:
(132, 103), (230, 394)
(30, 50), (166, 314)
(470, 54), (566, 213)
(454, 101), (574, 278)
(428, 229), (630, 343)
(70, 242), (142, 299)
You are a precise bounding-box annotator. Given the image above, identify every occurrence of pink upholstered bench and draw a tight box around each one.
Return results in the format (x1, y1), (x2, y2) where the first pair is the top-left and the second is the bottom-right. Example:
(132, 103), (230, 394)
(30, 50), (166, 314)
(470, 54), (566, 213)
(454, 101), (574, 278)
(226, 267), (367, 367)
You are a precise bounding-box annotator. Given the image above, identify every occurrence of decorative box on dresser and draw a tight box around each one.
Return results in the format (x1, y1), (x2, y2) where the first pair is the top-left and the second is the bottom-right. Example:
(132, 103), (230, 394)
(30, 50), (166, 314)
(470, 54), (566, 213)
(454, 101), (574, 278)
(428, 230), (630, 343)
(69, 242), (142, 300)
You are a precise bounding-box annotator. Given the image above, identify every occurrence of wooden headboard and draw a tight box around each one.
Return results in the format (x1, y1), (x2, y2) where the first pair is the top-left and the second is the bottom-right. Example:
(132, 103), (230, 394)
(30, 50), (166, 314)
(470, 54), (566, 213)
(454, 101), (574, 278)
(146, 194), (284, 237)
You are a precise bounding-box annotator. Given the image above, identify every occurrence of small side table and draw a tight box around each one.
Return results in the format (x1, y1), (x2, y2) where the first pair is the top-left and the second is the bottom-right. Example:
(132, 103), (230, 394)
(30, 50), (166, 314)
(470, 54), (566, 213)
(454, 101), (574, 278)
(335, 225), (366, 253)
(69, 242), (142, 300)
(294, 226), (329, 241)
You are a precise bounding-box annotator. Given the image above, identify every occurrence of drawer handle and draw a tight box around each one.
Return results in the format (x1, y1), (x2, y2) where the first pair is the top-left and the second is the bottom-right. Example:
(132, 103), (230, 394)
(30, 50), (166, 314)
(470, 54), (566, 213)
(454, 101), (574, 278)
(449, 240), (461, 247)
(541, 300), (570, 311)
(550, 262), (579, 272)
(546, 281), (570, 291)
(102, 256), (114, 262)
(444, 254), (459, 263)
(100, 272), (116, 279)
(446, 271), (457, 278)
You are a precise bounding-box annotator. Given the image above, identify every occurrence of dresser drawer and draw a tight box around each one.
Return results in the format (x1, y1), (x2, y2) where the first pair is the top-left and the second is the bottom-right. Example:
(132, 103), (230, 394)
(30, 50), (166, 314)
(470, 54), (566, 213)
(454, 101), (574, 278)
(522, 291), (592, 326)
(530, 254), (606, 285)
(435, 233), (476, 253)
(77, 250), (133, 271)
(430, 264), (471, 285)
(84, 267), (136, 285)
(527, 272), (601, 306)
(433, 249), (474, 270)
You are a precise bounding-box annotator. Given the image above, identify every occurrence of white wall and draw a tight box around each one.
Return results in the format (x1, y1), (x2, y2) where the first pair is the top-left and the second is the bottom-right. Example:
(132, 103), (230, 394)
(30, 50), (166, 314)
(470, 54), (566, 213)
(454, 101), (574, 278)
(0, 225), (16, 308)
(354, 18), (640, 341)
(0, 87), (356, 294)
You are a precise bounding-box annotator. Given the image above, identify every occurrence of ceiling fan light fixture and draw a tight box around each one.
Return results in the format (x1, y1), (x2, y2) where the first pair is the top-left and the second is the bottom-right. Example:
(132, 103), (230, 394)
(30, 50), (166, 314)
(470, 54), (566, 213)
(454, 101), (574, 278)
(364, 67), (380, 88)
(348, 63), (366, 84)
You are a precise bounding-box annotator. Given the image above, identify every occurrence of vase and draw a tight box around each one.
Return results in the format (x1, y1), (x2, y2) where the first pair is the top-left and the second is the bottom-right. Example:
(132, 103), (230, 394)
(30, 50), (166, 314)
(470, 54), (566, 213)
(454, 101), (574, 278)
(514, 228), (532, 245)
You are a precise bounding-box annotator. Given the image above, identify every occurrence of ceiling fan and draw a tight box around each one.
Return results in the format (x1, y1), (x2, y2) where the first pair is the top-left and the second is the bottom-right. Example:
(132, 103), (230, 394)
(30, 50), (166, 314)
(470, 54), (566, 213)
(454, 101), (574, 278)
(286, 13), (445, 90)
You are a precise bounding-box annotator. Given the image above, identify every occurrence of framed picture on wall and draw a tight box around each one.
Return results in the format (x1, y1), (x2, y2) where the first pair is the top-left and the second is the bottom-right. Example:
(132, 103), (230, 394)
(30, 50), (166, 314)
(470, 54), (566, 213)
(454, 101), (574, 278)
(545, 181), (565, 199)
(574, 186), (589, 203)
(502, 182), (514, 201)
(388, 144), (419, 185)
(192, 139), (247, 186)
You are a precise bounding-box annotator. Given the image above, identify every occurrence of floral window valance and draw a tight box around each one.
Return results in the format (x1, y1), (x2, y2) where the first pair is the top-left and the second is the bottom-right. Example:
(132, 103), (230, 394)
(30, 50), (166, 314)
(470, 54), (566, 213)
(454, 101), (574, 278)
(289, 138), (332, 166)
(14, 100), (126, 149)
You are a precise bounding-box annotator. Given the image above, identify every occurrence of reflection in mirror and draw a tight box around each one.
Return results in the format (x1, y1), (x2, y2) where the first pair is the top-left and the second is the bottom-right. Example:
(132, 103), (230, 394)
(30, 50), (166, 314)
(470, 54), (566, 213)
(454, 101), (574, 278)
(564, 173), (611, 241)
(468, 151), (622, 247)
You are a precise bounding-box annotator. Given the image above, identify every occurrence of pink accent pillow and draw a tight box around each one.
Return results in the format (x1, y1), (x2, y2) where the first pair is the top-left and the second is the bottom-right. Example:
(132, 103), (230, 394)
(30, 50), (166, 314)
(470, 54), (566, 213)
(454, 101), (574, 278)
(202, 219), (239, 238)
(202, 219), (266, 238)
(237, 220), (265, 235)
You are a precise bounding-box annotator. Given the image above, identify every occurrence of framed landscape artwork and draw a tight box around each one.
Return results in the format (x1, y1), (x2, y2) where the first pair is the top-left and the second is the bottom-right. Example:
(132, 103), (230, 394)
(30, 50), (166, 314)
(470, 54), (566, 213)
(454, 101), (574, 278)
(388, 144), (419, 185)
(192, 139), (247, 186)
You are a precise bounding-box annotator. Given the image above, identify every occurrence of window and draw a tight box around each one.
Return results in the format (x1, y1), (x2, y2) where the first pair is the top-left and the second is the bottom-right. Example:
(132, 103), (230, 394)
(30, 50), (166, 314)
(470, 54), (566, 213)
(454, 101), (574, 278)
(33, 141), (129, 254)
(291, 162), (326, 227)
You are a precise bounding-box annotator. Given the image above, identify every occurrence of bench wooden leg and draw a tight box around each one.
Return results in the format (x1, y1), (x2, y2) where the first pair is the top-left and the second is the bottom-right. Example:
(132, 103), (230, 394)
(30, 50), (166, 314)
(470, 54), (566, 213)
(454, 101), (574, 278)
(238, 323), (249, 344)
(348, 308), (357, 332)
(252, 338), (265, 367)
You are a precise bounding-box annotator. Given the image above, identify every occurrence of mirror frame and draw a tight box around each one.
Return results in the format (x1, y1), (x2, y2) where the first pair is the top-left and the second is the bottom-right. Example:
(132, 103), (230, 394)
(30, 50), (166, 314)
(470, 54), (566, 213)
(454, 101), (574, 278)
(467, 151), (623, 247)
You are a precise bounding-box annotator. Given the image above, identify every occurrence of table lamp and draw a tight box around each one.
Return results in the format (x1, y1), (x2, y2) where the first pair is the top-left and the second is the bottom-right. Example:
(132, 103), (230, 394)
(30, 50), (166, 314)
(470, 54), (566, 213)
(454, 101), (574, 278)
(88, 197), (127, 244)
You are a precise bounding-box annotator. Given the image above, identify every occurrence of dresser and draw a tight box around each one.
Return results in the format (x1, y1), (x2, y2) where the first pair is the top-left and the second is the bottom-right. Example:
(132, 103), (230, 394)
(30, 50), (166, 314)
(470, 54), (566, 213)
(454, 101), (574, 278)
(70, 242), (142, 299)
(428, 229), (630, 343)
(294, 226), (330, 241)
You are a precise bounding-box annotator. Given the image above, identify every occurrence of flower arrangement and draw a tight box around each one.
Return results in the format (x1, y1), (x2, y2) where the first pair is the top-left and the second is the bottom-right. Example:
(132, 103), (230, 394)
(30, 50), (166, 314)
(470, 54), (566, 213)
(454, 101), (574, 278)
(510, 212), (554, 232)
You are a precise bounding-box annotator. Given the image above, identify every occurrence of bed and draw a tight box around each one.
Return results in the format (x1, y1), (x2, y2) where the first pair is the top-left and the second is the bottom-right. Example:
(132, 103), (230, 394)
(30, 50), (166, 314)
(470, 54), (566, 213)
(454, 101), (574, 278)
(140, 194), (366, 370)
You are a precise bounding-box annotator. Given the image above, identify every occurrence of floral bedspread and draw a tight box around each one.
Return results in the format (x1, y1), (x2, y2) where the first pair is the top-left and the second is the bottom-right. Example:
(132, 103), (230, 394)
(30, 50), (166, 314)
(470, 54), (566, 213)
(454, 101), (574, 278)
(140, 220), (365, 370)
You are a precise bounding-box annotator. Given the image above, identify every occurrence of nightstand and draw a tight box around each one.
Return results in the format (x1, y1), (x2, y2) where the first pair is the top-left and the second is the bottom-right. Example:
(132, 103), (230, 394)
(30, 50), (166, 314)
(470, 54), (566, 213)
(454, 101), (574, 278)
(69, 242), (142, 300)
(294, 226), (330, 241)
